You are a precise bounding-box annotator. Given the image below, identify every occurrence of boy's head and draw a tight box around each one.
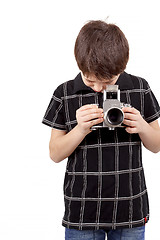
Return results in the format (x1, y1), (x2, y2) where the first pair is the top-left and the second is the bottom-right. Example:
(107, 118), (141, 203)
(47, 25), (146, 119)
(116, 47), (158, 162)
(74, 20), (129, 82)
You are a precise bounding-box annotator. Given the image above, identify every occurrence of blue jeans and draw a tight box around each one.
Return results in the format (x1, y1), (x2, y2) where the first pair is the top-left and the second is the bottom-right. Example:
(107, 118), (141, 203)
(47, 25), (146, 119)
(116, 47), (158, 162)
(65, 226), (145, 240)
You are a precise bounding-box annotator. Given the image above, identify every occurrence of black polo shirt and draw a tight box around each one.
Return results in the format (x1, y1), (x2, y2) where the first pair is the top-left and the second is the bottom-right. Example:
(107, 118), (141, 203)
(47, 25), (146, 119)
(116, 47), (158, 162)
(42, 72), (160, 231)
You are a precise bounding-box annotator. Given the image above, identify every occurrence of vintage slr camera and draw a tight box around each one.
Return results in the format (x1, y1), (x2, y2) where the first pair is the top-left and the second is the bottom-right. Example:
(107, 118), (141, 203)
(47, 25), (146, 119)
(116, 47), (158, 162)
(91, 85), (131, 130)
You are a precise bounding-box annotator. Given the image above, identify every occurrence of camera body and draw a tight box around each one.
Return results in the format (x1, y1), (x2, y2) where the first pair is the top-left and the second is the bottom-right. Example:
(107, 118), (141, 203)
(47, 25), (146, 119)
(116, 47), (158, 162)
(91, 85), (131, 130)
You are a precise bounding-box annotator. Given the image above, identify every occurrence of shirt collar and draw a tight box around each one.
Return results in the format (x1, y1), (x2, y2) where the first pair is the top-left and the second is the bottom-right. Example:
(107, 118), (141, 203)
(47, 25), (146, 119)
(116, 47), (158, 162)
(73, 71), (134, 94)
(73, 73), (95, 94)
(116, 71), (134, 90)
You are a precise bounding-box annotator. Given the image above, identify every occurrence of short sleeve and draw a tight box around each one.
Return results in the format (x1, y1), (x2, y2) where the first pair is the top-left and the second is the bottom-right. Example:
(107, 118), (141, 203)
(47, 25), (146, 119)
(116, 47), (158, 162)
(42, 86), (66, 130)
(144, 81), (160, 123)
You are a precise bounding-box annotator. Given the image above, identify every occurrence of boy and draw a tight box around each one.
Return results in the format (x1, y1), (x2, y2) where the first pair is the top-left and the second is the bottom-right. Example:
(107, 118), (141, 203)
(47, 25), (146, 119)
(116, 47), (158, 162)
(42, 20), (160, 240)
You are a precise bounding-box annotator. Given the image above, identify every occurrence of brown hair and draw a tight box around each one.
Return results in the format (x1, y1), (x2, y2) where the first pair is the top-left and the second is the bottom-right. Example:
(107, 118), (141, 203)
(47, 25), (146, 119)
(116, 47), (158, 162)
(74, 20), (129, 80)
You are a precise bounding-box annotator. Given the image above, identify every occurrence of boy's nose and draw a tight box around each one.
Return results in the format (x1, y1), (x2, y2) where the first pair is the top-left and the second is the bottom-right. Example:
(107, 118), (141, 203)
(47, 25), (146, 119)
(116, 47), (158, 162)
(94, 84), (106, 92)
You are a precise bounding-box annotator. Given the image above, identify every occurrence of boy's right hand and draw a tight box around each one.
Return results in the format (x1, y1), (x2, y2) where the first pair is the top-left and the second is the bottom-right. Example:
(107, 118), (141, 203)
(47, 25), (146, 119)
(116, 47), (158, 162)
(76, 104), (104, 135)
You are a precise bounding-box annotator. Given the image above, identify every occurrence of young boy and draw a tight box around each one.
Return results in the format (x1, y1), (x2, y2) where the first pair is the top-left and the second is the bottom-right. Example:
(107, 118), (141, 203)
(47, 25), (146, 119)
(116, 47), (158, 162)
(42, 20), (160, 240)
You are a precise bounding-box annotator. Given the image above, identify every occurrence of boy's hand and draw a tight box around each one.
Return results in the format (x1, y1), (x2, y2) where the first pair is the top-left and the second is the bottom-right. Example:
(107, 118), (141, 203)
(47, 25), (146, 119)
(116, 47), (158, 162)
(76, 104), (104, 135)
(122, 107), (148, 134)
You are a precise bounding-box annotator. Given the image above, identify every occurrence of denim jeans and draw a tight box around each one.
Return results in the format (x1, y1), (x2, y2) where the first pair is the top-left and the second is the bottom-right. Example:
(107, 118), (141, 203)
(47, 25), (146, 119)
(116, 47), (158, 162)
(65, 225), (145, 240)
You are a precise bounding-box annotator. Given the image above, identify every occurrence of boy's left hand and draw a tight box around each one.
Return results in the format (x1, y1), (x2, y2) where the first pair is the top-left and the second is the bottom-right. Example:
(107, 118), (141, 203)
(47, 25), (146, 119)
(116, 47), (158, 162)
(122, 107), (148, 134)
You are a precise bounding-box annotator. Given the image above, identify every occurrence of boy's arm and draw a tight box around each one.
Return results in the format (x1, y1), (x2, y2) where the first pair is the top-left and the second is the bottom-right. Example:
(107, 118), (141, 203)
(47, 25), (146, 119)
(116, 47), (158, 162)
(139, 119), (160, 153)
(122, 107), (160, 153)
(49, 126), (86, 163)
(49, 104), (104, 163)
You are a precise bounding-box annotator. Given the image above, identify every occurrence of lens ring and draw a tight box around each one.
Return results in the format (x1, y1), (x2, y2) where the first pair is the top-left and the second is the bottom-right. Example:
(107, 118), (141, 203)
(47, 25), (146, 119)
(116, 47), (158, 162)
(107, 107), (124, 125)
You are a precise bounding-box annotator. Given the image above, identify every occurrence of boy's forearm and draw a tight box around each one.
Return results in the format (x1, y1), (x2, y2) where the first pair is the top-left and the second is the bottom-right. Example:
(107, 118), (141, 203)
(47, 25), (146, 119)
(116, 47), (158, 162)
(50, 104), (104, 163)
(139, 123), (160, 153)
(123, 107), (160, 153)
(50, 125), (86, 163)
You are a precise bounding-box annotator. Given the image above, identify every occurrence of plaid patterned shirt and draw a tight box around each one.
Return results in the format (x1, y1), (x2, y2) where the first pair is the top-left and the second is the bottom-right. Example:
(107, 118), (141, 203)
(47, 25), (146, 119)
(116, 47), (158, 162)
(42, 72), (160, 231)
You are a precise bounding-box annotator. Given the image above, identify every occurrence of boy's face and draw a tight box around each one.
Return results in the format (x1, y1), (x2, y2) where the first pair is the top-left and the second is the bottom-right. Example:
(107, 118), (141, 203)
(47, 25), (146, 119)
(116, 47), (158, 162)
(81, 73), (120, 93)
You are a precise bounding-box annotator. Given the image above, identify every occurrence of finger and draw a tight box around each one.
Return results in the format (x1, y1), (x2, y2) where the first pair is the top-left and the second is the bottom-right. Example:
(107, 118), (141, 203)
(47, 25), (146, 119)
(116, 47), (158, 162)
(83, 112), (104, 122)
(125, 127), (138, 134)
(122, 107), (139, 114)
(88, 117), (104, 127)
(79, 108), (103, 117)
(79, 104), (99, 111)
(123, 119), (136, 127)
(124, 113), (137, 121)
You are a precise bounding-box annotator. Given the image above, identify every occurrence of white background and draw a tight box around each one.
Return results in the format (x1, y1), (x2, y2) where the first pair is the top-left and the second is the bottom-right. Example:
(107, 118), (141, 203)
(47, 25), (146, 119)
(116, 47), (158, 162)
(0, 0), (160, 239)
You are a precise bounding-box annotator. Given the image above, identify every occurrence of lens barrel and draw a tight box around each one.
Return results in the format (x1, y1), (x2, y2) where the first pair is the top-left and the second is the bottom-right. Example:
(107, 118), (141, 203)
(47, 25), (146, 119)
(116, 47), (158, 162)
(105, 107), (124, 126)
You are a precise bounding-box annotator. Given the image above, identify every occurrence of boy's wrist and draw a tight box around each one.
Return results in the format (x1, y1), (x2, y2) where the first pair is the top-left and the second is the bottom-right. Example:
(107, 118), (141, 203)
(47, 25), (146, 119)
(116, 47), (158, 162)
(138, 119), (150, 135)
(75, 124), (91, 137)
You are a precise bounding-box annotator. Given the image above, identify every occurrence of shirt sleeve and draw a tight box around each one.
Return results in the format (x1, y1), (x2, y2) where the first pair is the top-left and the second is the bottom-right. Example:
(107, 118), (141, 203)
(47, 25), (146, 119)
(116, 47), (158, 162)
(42, 85), (66, 130)
(144, 81), (160, 123)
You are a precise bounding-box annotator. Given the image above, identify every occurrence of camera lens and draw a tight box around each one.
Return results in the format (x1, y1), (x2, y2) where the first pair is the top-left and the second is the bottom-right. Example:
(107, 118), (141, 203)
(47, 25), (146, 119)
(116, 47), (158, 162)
(107, 108), (124, 125)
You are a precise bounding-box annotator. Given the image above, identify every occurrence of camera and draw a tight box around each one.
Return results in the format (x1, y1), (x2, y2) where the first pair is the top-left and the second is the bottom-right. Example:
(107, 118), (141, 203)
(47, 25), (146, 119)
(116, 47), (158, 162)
(91, 85), (131, 130)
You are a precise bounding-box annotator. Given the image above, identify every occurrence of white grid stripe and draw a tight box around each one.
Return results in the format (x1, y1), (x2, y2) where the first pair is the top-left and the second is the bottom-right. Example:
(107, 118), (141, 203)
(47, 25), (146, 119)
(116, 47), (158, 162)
(95, 129), (103, 230)
(138, 145), (144, 223)
(63, 82), (72, 131)
(42, 119), (66, 129)
(63, 81), (75, 227)
(138, 77), (145, 117)
(78, 141), (141, 149)
(79, 94), (88, 230)
(126, 90), (133, 228)
(67, 166), (143, 176)
(61, 89), (148, 101)
(145, 110), (160, 122)
(79, 143), (88, 230)
(95, 93), (102, 230)
(62, 213), (149, 228)
(64, 189), (147, 201)
(112, 129), (120, 229)
(129, 134), (133, 228)
(136, 79), (144, 223)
